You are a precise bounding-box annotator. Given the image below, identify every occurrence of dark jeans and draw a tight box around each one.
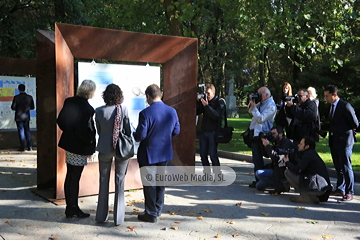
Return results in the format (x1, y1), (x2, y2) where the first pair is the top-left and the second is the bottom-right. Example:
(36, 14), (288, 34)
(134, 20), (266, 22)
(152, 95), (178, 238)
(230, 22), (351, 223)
(255, 169), (275, 190)
(331, 145), (354, 195)
(139, 161), (168, 218)
(199, 132), (220, 172)
(16, 121), (32, 150)
(64, 163), (84, 208)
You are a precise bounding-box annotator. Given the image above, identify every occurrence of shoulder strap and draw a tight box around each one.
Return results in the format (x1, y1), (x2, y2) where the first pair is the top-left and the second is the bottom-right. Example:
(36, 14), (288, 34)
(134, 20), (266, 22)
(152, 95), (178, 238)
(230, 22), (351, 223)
(218, 98), (227, 128)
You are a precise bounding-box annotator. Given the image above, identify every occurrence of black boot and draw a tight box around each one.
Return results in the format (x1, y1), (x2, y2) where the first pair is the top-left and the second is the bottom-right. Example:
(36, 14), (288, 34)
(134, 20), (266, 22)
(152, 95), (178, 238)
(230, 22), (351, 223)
(65, 206), (90, 218)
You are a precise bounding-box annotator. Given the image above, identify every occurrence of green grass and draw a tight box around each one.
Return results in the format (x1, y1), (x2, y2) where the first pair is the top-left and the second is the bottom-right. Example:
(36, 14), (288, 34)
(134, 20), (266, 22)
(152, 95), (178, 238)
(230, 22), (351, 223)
(217, 117), (360, 172)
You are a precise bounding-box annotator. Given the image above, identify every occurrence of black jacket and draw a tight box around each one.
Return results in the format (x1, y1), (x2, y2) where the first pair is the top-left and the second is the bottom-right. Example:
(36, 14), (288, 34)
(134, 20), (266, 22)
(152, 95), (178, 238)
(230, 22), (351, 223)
(285, 148), (331, 188)
(286, 98), (317, 141)
(196, 96), (225, 133)
(11, 92), (35, 122)
(329, 99), (359, 148)
(57, 96), (96, 155)
(264, 136), (294, 180)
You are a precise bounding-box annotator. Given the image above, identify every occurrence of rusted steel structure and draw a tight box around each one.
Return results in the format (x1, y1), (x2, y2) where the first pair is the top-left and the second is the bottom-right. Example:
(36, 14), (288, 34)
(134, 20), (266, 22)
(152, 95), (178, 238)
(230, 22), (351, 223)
(36, 23), (198, 199)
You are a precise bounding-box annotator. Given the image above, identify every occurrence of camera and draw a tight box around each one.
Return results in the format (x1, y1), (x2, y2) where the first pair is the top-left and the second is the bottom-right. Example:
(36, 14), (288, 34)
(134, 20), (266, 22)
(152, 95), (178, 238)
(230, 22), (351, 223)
(284, 94), (300, 104)
(197, 83), (207, 100)
(249, 92), (262, 104)
(276, 148), (295, 155)
(259, 131), (273, 142)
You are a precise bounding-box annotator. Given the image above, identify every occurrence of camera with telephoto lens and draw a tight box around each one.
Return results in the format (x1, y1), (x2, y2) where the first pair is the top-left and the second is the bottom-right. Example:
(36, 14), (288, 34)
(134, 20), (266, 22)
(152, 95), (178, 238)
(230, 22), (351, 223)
(284, 94), (300, 104)
(197, 83), (207, 100)
(276, 148), (295, 155)
(259, 131), (273, 142)
(249, 92), (262, 104)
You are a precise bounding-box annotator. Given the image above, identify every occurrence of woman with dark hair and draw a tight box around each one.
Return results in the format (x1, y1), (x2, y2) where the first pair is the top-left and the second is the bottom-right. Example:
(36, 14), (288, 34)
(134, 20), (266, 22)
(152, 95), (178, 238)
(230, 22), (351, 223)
(57, 79), (97, 218)
(95, 83), (130, 226)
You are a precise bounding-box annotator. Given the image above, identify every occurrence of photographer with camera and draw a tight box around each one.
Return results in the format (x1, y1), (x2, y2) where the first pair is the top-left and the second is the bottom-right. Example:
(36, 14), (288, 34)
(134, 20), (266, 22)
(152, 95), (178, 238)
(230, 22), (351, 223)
(196, 84), (225, 174)
(285, 89), (318, 144)
(255, 126), (294, 193)
(283, 136), (332, 204)
(248, 87), (277, 188)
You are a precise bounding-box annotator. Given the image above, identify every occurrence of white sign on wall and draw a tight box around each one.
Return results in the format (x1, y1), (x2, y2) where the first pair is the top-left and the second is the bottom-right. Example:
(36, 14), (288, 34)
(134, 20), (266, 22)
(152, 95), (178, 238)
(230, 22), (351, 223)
(0, 76), (36, 130)
(78, 62), (161, 155)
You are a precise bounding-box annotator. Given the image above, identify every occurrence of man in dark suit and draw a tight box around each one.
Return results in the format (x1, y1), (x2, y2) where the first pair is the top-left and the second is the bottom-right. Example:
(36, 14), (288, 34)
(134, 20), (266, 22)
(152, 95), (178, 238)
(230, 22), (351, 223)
(134, 84), (180, 222)
(324, 85), (359, 201)
(11, 84), (35, 151)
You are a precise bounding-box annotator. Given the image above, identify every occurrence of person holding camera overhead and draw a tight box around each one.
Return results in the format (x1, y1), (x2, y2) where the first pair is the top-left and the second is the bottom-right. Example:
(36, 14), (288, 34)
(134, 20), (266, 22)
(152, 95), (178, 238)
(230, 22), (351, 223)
(285, 89), (318, 145)
(248, 87), (277, 188)
(196, 84), (226, 174)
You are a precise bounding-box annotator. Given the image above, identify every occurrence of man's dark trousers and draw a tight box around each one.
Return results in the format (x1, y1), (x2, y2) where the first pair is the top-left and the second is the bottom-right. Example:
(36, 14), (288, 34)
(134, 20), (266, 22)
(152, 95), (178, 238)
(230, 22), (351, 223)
(330, 143), (354, 195)
(16, 120), (32, 150)
(199, 132), (220, 168)
(140, 161), (168, 218)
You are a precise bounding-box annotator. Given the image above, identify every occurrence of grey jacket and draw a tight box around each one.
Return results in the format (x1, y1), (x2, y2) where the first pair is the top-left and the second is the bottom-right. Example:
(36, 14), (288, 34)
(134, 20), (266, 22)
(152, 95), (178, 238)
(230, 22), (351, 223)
(95, 105), (129, 153)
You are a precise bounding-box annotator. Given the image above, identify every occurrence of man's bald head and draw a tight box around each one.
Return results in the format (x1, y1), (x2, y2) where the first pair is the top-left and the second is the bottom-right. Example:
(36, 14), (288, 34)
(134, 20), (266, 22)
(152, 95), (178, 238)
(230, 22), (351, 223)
(257, 87), (271, 102)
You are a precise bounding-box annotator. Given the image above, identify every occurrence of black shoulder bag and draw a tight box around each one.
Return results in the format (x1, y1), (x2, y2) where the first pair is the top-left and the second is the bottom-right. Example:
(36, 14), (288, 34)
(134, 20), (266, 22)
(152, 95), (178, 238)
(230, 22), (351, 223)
(115, 106), (135, 160)
(216, 107), (234, 144)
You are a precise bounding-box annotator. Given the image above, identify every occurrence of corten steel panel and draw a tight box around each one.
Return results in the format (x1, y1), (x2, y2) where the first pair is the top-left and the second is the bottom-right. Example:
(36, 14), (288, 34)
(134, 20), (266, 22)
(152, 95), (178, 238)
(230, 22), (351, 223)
(0, 57), (36, 76)
(36, 30), (57, 190)
(163, 41), (198, 166)
(56, 23), (196, 64)
(42, 23), (198, 199)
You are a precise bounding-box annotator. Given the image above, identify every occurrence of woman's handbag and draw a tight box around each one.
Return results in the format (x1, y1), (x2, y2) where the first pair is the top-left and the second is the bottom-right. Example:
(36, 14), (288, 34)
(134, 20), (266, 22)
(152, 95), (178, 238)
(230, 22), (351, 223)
(115, 115), (135, 161)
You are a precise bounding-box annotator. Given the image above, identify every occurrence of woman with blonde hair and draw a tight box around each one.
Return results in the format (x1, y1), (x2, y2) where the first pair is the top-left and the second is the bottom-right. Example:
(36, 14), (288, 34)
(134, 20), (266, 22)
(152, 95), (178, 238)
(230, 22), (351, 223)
(57, 79), (97, 218)
(307, 87), (319, 107)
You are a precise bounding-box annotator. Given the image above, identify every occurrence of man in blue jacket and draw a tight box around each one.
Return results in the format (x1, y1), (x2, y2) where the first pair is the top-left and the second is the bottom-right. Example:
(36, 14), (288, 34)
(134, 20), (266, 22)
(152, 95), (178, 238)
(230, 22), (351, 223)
(134, 84), (180, 223)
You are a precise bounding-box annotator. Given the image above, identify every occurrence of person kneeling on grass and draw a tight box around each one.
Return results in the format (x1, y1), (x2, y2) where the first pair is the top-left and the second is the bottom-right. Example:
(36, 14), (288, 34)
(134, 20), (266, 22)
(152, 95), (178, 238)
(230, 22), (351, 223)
(283, 136), (332, 204)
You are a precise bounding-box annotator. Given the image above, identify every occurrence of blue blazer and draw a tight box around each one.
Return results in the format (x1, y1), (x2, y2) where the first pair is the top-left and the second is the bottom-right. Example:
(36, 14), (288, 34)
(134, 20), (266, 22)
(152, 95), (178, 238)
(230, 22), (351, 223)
(134, 101), (180, 165)
(329, 99), (359, 148)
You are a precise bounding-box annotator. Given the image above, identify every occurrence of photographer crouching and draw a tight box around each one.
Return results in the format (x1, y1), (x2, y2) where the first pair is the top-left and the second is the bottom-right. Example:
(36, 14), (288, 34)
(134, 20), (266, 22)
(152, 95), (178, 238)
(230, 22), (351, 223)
(283, 136), (332, 203)
(256, 126), (295, 194)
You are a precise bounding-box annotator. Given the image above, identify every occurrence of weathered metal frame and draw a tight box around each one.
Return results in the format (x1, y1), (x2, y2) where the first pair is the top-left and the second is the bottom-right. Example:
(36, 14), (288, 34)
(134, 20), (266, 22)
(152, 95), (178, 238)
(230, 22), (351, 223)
(36, 23), (198, 199)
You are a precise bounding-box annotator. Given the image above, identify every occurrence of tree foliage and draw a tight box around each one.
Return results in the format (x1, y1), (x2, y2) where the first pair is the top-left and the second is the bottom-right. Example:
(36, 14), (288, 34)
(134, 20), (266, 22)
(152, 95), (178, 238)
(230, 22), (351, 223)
(0, 0), (359, 108)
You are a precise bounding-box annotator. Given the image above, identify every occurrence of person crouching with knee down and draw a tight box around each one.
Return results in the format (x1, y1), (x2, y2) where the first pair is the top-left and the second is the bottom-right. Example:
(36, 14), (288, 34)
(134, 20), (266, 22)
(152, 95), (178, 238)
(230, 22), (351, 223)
(283, 136), (332, 203)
